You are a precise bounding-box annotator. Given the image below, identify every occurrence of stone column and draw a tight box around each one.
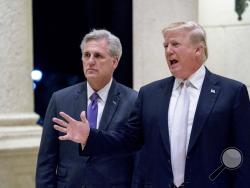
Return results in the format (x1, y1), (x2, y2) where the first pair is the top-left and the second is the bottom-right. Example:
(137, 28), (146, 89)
(133, 0), (198, 90)
(0, 0), (42, 187)
(199, 0), (250, 93)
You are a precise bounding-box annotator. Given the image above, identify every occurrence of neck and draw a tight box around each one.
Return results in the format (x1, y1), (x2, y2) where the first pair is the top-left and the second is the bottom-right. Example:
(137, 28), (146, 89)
(88, 78), (112, 91)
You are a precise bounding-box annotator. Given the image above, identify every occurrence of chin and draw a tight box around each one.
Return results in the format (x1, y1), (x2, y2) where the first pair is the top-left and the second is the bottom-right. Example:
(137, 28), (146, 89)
(172, 73), (184, 79)
(170, 70), (179, 77)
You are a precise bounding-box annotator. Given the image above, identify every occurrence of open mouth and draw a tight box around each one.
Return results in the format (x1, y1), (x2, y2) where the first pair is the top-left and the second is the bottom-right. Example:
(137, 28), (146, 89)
(169, 59), (178, 65)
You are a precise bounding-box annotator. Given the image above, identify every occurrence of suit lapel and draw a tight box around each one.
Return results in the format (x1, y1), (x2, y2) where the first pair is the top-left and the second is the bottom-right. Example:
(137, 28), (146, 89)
(72, 82), (90, 161)
(73, 82), (88, 120)
(98, 81), (120, 130)
(187, 70), (220, 153)
(159, 77), (175, 156)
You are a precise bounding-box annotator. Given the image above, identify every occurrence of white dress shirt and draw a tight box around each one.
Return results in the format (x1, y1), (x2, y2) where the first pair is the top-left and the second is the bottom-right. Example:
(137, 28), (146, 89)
(168, 65), (206, 151)
(87, 78), (112, 129)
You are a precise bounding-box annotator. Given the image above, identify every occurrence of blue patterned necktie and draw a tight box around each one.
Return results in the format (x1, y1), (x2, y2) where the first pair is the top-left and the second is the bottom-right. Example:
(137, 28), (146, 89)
(87, 92), (99, 129)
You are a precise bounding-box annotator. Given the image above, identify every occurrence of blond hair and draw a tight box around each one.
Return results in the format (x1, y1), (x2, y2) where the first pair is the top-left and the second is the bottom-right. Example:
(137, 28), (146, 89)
(162, 21), (208, 61)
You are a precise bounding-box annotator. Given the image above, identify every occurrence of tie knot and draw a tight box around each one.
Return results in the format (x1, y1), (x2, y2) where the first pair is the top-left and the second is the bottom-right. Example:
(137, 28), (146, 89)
(90, 92), (99, 102)
(180, 80), (190, 88)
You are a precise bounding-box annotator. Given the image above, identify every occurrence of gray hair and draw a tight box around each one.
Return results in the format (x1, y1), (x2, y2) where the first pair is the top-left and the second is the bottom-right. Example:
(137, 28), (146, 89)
(80, 29), (122, 61)
(162, 21), (208, 62)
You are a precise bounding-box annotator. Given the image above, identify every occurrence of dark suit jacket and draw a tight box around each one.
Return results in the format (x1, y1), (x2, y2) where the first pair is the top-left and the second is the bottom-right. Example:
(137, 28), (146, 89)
(82, 69), (250, 188)
(36, 80), (138, 188)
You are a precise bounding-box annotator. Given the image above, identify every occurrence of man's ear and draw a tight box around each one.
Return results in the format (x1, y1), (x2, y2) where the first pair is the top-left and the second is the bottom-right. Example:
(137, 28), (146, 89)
(195, 43), (204, 56)
(112, 57), (119, 69)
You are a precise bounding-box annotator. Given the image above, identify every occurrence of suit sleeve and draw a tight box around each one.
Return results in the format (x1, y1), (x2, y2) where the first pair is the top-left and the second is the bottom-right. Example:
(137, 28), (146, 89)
(36, 94), (58, 188)
(232, 84), (250, 187)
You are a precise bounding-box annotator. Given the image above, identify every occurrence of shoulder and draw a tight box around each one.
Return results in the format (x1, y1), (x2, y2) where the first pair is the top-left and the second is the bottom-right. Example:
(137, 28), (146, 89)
(140, 77), (174, 92)
(113, 81), (138, 99)
(53, 82), (86, 98)
(208, 71), (246, 90)
(206, 70), (249, 102)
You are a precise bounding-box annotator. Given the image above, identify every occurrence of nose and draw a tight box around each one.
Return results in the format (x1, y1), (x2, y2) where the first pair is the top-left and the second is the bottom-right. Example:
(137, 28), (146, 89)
(166, 45), (173, 55)
(87, 54), (95, 65)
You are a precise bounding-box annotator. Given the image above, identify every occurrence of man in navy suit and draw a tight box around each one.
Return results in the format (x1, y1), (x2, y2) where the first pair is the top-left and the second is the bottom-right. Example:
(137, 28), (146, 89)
(53, 21), (250, 188)
(36, 29), (137, 188)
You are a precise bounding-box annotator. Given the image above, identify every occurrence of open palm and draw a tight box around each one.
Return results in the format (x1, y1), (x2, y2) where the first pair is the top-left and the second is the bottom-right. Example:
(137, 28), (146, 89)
(53, 111), (90, 144)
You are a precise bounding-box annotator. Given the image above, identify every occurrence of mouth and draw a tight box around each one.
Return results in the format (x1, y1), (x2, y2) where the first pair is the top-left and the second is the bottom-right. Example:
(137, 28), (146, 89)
(85, 69), (98, 75)
(169, 59), (178, 65)
(86, 68), (96, 72)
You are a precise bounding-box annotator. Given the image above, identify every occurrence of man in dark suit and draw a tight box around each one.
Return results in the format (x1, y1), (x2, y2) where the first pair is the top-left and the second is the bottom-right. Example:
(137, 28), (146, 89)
(36, 29), (137, 188)
(53, 21), (250, 188)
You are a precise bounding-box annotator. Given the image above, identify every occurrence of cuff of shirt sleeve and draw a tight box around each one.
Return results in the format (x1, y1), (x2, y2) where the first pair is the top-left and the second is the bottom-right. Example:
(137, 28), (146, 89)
(81, 144), (85, 150)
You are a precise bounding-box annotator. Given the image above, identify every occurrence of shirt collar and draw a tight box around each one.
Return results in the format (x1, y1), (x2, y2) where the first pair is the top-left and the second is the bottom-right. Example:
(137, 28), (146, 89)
(87, 78), (113, 103)
(188, 64), (206, 90)
(173, 65), (206, 90)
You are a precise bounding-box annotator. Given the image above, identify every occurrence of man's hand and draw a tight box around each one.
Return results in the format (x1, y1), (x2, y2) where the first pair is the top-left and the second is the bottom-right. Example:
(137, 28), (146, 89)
(53, 111), (90, 144)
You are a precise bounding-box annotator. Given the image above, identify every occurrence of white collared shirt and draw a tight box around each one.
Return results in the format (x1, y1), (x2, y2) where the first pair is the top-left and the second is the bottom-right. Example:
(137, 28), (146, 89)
(87, 78), (112, 129)
(168, 65), (206, 150)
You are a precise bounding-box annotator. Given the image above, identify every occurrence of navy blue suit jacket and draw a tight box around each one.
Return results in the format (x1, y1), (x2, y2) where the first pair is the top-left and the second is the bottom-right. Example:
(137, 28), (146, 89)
(36, 80), (138, 188)
(82, 69), (250, 188)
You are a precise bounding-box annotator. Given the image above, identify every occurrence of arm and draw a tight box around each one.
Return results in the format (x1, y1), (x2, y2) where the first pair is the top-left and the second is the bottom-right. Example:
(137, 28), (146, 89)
(232, 84), (250, 187)
(53, 92), (144, 156)
(36, 95), (58, 188)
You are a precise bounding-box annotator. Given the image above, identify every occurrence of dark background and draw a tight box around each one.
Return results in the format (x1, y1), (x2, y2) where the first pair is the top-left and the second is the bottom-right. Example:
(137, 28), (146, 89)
(32, 0), (133, 124)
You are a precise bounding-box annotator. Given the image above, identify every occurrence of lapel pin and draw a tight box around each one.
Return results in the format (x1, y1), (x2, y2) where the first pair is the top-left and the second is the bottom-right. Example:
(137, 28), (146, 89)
(211, 89), (216, 93)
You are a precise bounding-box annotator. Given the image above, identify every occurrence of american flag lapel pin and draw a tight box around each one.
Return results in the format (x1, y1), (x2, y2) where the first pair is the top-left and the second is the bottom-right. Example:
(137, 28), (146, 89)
(211, 89), (216, 93)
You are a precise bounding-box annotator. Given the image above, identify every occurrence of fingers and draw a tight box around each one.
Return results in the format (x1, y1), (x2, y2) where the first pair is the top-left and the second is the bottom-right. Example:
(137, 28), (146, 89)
(53, 117), (68, 127)
(53, 124), (69, 141)
(53, 111), (89, 143)
(59, 111), (76, 123)
(80, 111), (87, 124)
(58, 135), (70, 141)
(54, 124), (67, 133)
